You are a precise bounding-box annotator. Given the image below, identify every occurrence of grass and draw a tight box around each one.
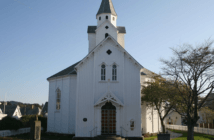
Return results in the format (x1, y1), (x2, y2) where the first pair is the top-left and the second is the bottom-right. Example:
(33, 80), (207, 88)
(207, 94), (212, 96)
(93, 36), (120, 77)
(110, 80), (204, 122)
(0, 133), (74, 140)
(170, 129), (214, 140)
(143, 129), (214, 140)
(144, 135), (157, 140)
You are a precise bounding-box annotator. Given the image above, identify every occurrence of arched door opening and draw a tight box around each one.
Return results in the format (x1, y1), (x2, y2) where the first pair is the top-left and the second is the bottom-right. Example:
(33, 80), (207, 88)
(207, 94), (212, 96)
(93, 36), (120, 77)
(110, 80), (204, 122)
(101, 102), (116, 135)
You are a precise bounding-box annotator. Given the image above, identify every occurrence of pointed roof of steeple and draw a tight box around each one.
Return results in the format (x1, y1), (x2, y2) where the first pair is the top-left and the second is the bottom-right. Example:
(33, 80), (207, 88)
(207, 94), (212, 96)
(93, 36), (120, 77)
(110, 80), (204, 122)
(97, 0), (117, 16)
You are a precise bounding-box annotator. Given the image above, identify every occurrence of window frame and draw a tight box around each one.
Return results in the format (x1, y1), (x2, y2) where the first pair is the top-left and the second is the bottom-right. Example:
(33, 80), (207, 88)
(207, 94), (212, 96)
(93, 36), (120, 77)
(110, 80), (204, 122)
(101, 64), (106, 81)
(112, 64), (117, 81)
(56, 88), (61, 111)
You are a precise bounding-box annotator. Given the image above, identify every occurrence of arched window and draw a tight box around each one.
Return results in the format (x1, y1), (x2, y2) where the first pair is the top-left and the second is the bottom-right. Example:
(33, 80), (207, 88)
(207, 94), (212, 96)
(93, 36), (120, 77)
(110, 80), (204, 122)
(105, 33), (109, 38)
(56, 88), (61, 110)
(112, 65), (117, 81)
(106, 16), (108, 19)
(101, 64), (106, 81)
(99, 17), (101, 20)
(113, 17), (115, 21)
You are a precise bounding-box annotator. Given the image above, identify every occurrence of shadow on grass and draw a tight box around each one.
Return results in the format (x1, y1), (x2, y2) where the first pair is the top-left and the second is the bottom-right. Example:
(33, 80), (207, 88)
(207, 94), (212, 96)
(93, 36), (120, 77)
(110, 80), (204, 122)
(169, 129), (214, 140)
(0, 133), (74, 140)
(144, 136), (157, 140)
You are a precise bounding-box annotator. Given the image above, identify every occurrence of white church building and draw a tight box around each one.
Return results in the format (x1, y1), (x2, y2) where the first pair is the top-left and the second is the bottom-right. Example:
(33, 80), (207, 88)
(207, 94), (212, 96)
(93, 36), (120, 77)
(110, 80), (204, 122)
(47, 0), (161, 139)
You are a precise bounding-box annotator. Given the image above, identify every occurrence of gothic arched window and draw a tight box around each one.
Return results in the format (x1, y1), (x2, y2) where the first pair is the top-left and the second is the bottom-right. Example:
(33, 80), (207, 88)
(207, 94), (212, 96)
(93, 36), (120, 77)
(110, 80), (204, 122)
(112, 65), (117, 81)
(106, 16), (108, 19)
(105, 33), (109, 38)
(99, 17), (101, 20)
(56, 88), (61, 110)
(101, 64), (106, 81)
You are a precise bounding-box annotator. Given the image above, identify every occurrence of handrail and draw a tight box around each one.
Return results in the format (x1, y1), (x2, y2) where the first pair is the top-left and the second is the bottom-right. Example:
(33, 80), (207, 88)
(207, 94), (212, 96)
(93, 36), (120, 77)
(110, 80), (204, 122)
(120, 127), (128, 137)
(89, 127), (97, 137)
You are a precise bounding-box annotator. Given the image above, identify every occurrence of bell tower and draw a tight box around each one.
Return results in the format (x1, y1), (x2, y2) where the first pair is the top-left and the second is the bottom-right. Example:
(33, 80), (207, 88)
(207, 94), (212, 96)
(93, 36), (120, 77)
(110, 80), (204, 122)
(96, 0), (117, 27)
(87, 0), (126, 53)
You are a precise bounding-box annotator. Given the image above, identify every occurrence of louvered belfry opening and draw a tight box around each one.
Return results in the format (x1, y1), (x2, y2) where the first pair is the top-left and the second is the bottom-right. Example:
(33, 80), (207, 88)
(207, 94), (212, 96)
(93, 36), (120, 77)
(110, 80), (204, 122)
(101, 102), (116, 135)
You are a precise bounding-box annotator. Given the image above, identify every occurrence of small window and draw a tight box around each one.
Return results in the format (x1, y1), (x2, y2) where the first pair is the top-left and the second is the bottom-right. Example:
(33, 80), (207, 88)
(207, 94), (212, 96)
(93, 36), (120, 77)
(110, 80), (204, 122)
(107, 49), (112, 55)
(113, 17), (115, 21)
(105, 26), (109, 29)
(130, 119), (135, 130)
(106, 16), (108, 19)
(99, 17), (101, 20)
(56, 88), (61, 110)
(101, 64), (106, 81)
(112, 65), (117, 81)
(105, 33), (109, 38)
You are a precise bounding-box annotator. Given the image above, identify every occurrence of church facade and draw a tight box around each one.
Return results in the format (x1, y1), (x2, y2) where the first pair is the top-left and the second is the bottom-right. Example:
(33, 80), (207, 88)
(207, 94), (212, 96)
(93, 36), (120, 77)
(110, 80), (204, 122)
(47, 0), (161, 139)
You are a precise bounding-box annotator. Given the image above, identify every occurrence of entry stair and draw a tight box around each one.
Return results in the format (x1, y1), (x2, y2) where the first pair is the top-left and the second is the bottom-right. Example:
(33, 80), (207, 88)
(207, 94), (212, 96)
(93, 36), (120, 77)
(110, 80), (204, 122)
(94, 135), (125, 140)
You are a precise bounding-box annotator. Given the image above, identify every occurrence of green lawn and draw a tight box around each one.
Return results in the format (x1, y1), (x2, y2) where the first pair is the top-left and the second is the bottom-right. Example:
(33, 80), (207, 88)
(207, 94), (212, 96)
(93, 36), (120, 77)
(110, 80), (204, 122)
(170, 129), (214, 140)
(0, 133), (74, 140)
(144, 136), (157, 140)
(143, 130), (214, 140)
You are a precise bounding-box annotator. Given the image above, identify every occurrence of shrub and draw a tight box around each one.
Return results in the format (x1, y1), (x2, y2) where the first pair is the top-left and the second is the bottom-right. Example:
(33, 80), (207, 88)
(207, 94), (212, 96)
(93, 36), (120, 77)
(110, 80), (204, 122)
(0, 116), (23, 130)
(20, 115), (47, 132)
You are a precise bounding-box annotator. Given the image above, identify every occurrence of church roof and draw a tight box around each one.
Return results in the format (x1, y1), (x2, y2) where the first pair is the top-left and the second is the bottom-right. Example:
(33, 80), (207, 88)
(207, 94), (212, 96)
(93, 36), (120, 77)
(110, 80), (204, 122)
(141, 68), (158, 77)
(97, 0), (117, 16)
(47, 61), (80, 80)
(87, 26), (126, 33)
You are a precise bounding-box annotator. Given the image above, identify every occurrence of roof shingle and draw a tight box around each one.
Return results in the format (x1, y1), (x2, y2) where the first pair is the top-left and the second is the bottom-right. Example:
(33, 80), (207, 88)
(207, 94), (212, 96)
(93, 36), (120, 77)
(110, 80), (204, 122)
(97, 0), (117, 16)
(47, 61), (80, 80)
(0, 105), (17, 117)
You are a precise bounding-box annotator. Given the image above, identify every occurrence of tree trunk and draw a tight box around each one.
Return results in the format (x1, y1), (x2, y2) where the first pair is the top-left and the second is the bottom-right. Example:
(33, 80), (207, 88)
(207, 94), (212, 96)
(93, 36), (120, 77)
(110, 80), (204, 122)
(160, 119), (165, 133)
(187, 124), (194, 140)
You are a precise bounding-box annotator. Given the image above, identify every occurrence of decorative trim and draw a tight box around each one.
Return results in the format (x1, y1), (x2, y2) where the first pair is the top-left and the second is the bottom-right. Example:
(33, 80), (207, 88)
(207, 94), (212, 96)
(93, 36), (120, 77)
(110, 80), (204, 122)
(99, 62), (108, 66)
(94, 91), (124, 107)
(110, 62), (119, 67)
(74, 35), (144, 70)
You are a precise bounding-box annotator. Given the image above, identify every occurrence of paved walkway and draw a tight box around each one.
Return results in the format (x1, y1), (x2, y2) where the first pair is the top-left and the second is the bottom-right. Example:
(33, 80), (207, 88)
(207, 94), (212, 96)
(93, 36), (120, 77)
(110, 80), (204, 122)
(168, 130), (183, 139)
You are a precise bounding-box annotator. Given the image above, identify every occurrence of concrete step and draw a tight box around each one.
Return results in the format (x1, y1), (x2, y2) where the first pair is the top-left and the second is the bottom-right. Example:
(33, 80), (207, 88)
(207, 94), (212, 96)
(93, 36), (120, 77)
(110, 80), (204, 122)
(95, 135), (124, 140)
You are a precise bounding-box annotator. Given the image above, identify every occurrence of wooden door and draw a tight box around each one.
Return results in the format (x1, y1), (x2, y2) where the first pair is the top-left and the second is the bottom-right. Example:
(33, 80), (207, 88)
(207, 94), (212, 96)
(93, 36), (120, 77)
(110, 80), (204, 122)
(101, 102), (116, 135)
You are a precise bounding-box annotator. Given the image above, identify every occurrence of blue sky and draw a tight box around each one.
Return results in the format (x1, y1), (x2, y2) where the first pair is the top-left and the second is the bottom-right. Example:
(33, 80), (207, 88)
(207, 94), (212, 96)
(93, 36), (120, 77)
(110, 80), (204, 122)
(0, 0), (214, 105)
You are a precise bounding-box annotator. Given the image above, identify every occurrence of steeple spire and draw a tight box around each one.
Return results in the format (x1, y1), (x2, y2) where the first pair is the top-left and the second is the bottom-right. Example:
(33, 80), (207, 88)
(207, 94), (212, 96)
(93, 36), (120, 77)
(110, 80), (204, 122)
(97, 0), (117, 16)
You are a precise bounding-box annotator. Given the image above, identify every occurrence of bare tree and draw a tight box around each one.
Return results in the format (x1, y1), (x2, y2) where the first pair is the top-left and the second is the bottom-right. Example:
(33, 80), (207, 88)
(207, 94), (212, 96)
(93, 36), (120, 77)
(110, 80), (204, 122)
(161, 40), (214, 140)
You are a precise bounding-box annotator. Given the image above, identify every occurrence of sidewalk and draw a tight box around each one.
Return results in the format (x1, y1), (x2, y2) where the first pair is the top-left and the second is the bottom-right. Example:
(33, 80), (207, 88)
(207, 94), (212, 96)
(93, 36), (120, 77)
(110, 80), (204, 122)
(167, 130), (183, 139)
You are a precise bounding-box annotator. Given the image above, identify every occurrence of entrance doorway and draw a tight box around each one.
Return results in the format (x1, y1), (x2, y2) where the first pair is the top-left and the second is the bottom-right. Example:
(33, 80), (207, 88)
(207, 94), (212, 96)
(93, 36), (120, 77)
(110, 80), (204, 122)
(101, 102), (116, 135)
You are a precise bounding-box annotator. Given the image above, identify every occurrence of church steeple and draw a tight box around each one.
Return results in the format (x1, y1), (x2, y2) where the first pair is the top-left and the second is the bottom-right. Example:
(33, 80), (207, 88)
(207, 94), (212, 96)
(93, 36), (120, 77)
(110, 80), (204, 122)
(96, 0), (118, 27)
(87, 0), (125, 52)
(97, 0), (117, 16)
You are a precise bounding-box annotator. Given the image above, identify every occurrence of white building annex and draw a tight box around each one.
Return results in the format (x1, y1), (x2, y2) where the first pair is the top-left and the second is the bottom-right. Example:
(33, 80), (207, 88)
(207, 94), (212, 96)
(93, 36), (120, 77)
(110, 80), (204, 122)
(47, 0), (161, 139)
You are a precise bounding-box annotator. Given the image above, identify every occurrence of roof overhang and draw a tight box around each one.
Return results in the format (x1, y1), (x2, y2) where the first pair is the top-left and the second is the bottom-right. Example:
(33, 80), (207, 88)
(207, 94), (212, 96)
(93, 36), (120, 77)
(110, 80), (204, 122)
(75, 35), (144, 70)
